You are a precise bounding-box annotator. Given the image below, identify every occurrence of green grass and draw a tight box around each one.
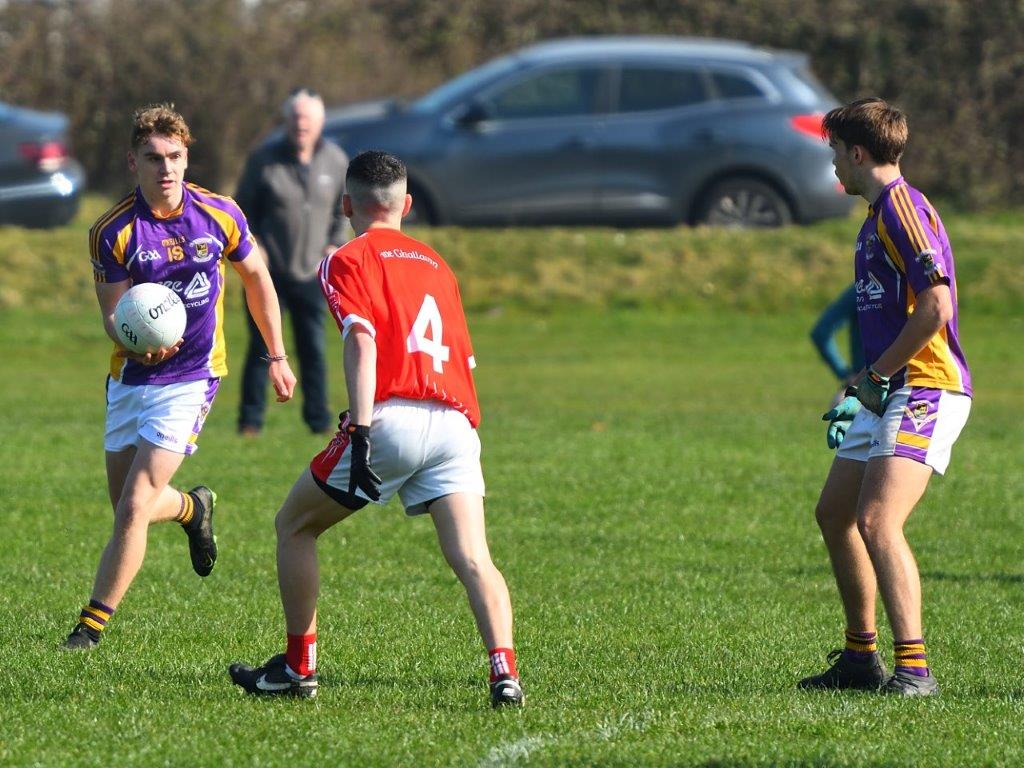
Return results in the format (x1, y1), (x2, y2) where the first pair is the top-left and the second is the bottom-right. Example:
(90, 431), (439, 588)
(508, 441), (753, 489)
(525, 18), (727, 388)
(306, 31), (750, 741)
(1, 299), (1023, 766)
(3, 194), (1023, 314)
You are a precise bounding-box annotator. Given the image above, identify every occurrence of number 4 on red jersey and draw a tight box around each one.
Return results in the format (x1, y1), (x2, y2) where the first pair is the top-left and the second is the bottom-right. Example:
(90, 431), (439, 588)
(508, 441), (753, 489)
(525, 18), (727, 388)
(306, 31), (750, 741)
(319, 228), (481, 427)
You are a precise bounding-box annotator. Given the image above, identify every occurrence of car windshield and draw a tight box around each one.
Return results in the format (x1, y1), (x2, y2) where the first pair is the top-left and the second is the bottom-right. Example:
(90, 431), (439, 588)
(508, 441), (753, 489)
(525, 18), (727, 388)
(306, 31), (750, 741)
(410, 55), (522, 114)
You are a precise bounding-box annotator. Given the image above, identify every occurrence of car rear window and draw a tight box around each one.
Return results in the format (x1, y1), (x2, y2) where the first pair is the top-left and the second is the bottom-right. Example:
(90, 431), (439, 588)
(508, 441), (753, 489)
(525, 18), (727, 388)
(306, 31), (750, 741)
(711, 71), (766, 100)
(487, 68), (602, 119)
(617, 67), (707, 112)
(785, 64), (836, 104)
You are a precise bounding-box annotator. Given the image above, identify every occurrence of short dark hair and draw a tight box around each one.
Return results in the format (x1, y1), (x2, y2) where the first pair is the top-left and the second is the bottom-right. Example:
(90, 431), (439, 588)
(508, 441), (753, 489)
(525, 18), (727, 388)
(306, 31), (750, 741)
(346, 150), (406, 189)
(823, 97), (908, 165)
(130, 103), (193, 149)
(345, 151), (407, 211)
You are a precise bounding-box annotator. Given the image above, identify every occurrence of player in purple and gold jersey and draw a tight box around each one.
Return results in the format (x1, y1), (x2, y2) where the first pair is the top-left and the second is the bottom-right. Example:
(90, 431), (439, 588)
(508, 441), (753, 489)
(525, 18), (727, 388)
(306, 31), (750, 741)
(63, 104), (297, 651)
(798, 99), (970, 696)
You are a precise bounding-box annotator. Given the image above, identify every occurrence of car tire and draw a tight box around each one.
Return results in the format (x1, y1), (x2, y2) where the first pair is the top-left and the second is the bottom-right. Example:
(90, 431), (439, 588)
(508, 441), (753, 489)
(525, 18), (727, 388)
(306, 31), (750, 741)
(405, 184), (437, 226)
(695, 177), (793, 228)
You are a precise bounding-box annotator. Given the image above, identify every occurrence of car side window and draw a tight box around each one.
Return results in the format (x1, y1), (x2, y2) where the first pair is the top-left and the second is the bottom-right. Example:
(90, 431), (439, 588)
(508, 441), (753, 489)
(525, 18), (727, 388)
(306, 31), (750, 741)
(486, 68), (601, 120)
(711, 71), (766, 100)
(617, 67), (707, 112)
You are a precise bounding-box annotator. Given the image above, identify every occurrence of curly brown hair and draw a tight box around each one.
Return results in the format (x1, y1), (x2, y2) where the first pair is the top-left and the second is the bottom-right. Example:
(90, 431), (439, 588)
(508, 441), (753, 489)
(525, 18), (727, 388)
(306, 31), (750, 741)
(823, 97), (908, 165)
(130, 103), (194, 149)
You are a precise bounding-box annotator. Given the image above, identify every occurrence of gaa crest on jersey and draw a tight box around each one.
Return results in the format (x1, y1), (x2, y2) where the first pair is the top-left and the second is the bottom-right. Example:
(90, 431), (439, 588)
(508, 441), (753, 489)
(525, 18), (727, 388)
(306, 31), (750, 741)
(189, 235), (223, 263)
(868, 235), (879, 259)
(916, 248), (944, 283)
(904, 400), (938, 432)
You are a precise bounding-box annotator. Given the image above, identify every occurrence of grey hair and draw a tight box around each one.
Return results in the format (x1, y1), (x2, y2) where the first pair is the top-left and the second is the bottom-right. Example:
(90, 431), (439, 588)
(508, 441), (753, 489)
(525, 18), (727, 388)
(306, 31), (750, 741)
(281, 88), (324, 119)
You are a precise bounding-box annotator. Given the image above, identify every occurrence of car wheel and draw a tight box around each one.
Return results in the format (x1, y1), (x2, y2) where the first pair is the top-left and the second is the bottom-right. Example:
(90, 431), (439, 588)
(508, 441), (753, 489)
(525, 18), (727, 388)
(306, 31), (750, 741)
(405, 185), (436, 226)
(695, 178), (792, 228)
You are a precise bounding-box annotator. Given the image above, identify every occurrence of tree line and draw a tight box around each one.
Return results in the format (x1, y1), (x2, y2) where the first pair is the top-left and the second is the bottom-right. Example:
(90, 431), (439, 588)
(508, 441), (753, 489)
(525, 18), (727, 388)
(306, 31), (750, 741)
(2, 0), (1020, 208)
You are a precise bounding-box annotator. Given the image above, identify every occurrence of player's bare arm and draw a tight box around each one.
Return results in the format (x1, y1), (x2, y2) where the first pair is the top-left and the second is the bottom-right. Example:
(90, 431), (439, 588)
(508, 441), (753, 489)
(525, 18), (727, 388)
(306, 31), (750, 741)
(867, 283), (953, 378)
(231, 249), (296, 402)
(343, 326), (377, 425)
(339, 325), (381, 501)
(96, 279), (181, 366)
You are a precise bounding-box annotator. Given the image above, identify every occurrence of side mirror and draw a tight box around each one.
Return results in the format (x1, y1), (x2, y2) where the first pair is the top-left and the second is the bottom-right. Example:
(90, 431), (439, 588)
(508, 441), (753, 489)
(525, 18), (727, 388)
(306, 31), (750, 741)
(454, 101), (490, 129)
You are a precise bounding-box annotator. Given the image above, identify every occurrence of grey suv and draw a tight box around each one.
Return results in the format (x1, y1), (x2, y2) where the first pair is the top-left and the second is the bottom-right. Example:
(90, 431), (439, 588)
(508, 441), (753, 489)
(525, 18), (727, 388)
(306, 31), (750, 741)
(324, 36), (853, 227)
(0, 100), (86, 227)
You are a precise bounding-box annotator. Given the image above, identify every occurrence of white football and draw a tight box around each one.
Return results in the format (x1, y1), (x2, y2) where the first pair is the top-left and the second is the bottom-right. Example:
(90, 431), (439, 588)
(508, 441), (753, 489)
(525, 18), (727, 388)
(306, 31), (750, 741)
(113, 283), (187, 354)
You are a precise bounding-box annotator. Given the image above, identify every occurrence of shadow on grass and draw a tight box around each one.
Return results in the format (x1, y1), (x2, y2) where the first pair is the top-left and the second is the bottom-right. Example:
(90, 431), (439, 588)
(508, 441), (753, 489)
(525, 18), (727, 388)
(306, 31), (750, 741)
(784, 566), (1024, 586)
(920, 570), (1024, 585)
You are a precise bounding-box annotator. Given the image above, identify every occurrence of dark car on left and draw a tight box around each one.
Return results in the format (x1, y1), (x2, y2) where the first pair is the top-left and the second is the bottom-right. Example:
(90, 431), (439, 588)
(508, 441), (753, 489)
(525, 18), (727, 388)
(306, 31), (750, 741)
(0, 100), (86, 227)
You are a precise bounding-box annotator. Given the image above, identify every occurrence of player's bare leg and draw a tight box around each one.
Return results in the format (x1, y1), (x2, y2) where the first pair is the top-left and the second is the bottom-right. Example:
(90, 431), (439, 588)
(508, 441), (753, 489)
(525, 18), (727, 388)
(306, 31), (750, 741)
(799, 456), (887, 690)
(857, 455), (938, 695)
(815, 458), (875, 631)
(431, 493), (513, 648)
(91, 442), (187, 606)
(275, 469), (358, 635)
(430, 492), (522, 707)
(63, 442), (218, 650)
(105, 446), (188, 521)
(229, 469), (356, 698)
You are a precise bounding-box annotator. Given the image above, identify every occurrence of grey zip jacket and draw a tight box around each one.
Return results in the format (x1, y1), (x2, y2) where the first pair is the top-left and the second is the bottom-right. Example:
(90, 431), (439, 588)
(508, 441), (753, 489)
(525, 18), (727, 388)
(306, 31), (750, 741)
(234, 137), (349, 282)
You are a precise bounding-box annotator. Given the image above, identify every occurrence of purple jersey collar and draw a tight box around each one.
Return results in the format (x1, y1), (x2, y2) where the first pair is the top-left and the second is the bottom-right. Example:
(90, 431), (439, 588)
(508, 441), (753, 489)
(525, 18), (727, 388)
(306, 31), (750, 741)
(133, 184), (191, 221)
(868, 176), (905, 216)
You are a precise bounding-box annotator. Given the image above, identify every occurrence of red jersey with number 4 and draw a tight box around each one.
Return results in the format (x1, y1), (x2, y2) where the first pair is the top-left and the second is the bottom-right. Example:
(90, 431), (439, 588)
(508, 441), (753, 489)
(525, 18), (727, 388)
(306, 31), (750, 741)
(319, 227), (481, 427)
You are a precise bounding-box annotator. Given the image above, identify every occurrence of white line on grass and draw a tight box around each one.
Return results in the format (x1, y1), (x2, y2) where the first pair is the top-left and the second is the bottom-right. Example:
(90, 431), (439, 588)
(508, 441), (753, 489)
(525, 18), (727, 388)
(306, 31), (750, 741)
(478, 711), (654, 767)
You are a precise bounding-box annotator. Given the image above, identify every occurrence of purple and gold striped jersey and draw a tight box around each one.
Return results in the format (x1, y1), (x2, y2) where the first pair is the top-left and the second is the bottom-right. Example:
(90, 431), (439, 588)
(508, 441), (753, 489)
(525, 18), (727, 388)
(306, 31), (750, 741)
(855, 177), (971, 396)
(90, 183), (256, 385)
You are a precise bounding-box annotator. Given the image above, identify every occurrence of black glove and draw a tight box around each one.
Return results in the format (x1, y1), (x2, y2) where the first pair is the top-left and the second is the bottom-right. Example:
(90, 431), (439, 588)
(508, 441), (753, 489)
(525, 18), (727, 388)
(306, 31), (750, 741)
(347, 424), (382, 501)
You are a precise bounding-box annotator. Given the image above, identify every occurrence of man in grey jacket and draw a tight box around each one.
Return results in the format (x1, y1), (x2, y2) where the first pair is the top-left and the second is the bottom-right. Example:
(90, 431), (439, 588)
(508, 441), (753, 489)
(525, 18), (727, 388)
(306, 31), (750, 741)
(235, 88), (349, 436)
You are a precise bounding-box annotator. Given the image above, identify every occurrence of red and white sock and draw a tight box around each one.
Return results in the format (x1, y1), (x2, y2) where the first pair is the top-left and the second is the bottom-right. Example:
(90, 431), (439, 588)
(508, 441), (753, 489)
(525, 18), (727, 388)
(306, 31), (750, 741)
(488, 647), (518, 682)
(286, 632), (317, 678)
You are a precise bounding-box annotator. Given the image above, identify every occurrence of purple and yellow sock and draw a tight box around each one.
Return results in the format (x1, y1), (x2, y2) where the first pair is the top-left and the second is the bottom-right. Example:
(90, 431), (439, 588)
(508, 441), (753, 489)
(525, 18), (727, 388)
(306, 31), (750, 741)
(173, 491), (195, 527)
(79, 599), (115, 638)
(894, 639), (929, 677)
(842, 630), (878, 662)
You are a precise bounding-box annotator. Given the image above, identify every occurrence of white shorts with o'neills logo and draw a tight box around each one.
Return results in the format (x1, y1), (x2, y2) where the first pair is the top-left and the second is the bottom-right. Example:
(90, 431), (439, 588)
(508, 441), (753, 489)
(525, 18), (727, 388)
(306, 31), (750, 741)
(310, 397), (485, 515)
(836, 385), (971, 475)
(105, 377), (220, 456)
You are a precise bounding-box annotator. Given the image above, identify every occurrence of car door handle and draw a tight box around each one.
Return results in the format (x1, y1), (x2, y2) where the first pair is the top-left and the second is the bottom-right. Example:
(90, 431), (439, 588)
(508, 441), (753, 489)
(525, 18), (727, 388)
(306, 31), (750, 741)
(560, 136), (596, 150)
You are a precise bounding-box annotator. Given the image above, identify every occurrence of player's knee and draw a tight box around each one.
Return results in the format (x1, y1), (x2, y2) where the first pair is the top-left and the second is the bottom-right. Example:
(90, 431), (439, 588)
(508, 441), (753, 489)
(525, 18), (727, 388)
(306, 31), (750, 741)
(448, 551), (489, 582)
(275, 504), (325, 540)
(814, 500), (842, 533)
(814, 501), (829, 529)
(274, 505), (303, 539)
(113, 497), (149, 529)
(856, 508), (889, 546)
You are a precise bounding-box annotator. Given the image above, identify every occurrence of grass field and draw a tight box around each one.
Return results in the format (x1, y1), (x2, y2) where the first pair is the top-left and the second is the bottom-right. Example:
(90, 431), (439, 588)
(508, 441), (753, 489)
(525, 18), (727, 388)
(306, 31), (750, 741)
(1, 293), (1023, 765)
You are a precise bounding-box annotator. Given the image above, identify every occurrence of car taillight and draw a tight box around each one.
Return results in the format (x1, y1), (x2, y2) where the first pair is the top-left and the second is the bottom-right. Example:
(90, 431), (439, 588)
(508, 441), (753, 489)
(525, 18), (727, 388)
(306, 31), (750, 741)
(19, 140), (68, 172)
(789, 113), (825, 141)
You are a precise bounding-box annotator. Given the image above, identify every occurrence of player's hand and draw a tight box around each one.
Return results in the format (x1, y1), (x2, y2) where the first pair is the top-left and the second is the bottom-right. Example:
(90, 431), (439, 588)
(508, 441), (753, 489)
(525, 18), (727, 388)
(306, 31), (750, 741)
(346, 424), (382, 501)
(822, 394), (861, 449)
(116, 338), (183, 366)
(855, 367), (891, 417)
(269, 359), (297, 402)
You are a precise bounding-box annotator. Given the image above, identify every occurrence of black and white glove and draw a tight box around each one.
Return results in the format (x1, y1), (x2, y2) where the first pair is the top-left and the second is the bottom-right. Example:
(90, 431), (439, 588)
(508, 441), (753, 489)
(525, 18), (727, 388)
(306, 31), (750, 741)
(347, 424), (382, 501)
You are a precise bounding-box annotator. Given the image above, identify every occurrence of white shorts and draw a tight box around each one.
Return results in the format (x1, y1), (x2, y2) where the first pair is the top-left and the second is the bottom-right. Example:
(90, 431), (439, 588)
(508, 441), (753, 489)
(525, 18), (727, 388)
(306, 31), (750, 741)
(105, 377), (220, 456)
(836, 385), (971, 475)
(309, 397), (485, 515)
